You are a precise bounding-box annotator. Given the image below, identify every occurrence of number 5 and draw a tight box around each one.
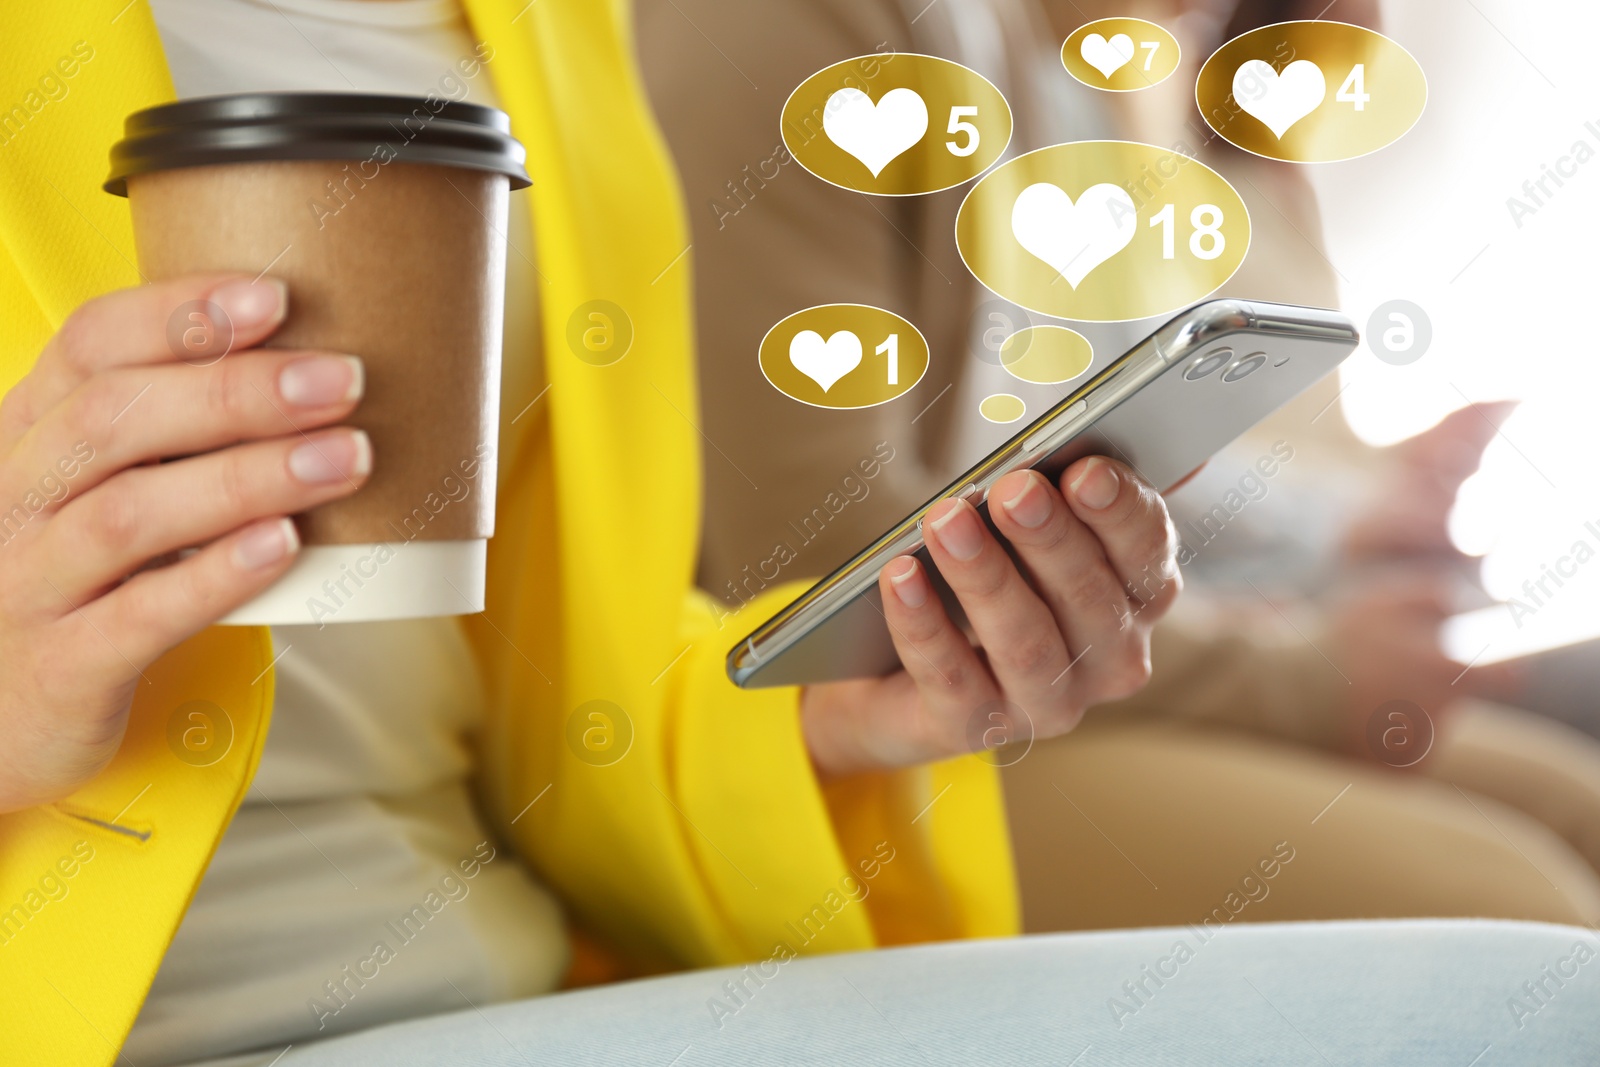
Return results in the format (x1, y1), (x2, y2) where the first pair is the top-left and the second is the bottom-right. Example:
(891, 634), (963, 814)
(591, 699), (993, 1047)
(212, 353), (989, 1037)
(946, 106), (979, 157)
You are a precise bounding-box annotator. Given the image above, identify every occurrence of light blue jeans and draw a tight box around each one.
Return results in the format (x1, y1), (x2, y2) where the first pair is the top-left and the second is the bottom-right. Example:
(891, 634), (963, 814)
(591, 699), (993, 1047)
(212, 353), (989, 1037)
(260, 920), (1599, 1065)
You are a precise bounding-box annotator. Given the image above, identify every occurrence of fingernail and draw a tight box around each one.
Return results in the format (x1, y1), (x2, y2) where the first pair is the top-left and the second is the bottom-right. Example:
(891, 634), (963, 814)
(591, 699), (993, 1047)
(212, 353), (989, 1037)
(211, 278), (287, 329)
(233, 517), (299, 570)
(887, 556), (928, 608)
(289, 429), (372, 484)
(999, 472), (1051, 529)
(929, 501), (984, 561)
(279, 355), (364, 406)
(1069, 458), (1119, 510)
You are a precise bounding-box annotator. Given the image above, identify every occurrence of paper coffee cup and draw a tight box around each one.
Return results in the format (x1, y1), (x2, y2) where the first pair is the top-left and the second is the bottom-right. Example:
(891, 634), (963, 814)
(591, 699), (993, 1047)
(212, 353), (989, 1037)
(105, 93), (530, 625)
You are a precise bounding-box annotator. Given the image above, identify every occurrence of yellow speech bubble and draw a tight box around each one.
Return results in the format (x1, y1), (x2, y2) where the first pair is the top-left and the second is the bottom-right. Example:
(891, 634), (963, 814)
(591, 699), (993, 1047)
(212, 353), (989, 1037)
(979, 393), (1026, 424)
(957, 140), (1251, 322)
(1000, 325), (1094, 385)
(759, 304), (930, 409)
(1062, 18), (1181, 92)
(783, 53), (1013, 196)
(1197, 21), (1427, 163)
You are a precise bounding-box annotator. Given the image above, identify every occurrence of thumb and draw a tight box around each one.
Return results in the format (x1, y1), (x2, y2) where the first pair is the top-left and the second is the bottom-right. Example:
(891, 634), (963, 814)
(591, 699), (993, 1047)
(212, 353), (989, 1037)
(1449, 655), (1526, 703)
(1396, 401), (1518, 487)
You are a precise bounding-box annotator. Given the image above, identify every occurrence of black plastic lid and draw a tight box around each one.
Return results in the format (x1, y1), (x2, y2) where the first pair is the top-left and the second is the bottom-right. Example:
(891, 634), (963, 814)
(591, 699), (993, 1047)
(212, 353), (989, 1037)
(105, 92), (530, 196)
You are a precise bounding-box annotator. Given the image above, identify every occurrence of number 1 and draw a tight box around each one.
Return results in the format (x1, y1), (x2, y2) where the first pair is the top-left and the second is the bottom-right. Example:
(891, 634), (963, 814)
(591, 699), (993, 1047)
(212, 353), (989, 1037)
(876, 334), (899, 384)
(1150, 203), (1175, 259)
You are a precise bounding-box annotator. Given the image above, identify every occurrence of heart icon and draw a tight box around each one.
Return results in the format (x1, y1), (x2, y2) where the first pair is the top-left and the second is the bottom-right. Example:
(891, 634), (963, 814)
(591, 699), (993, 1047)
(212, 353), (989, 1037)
(1080, 33), (1135, 79)
(789, 330), (863, 392)
(1010, 182), (1138, 289)
(1232, 59), (1326, 139)
(823, 87), (929, 178)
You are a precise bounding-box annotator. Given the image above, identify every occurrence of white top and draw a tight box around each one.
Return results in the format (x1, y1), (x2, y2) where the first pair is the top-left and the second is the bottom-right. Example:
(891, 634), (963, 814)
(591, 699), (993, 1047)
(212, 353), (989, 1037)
(128, 3), (561, 1065)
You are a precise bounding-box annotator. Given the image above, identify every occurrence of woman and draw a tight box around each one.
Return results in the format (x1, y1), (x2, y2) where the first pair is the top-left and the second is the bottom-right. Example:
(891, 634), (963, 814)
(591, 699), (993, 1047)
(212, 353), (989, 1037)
(0, 2), (1179, 1063)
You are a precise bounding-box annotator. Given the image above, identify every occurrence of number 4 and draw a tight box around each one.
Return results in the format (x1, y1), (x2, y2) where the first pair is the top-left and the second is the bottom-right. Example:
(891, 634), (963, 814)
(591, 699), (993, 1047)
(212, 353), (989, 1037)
(1337, 64), (1370, 111)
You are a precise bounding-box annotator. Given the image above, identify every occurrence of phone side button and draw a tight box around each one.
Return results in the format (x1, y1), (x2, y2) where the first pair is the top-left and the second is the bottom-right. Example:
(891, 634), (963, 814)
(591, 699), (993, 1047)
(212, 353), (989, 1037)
(1023, 399), (1088, 455)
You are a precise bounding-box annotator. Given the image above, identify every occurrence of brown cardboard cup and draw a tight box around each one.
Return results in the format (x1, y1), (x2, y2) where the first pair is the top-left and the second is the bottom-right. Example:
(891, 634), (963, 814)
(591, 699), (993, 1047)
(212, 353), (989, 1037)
(106, 93), (530, 625)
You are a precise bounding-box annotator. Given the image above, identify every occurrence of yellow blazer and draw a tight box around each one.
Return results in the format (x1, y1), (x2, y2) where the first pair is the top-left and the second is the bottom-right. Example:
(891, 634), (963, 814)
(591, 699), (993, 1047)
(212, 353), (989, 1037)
(0, 2), (1015, 1061)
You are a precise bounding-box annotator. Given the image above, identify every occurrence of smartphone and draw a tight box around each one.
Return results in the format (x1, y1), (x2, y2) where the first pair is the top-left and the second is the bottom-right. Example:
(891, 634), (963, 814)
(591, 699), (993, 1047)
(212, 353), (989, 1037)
(726, 299), (1360, 689)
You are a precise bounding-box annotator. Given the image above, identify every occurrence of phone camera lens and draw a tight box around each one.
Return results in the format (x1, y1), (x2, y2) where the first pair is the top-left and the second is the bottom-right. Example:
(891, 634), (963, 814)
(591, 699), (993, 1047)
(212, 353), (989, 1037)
(1222, 352), (1268, 382)
(1185, 348), (1232, 380)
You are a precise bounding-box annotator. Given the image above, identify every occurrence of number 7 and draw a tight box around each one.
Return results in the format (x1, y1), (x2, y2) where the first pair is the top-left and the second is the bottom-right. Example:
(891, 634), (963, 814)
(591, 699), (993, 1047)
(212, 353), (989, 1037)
(1140, 41), (1160, 70)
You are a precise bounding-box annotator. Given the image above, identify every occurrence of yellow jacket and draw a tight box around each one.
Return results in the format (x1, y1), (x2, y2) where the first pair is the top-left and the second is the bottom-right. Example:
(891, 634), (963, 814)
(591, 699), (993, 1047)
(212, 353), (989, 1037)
(0, 2), (1015, 1061)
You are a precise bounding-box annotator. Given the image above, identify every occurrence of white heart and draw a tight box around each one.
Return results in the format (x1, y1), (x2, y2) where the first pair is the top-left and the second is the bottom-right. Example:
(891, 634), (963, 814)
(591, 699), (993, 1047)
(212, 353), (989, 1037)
(1010, 182), (1138, 290)
(1232, 59), (1326, 139)
(789, 330), (863, 392)
(1080, 33), (1135, 79)
(822, 87), (929, 178)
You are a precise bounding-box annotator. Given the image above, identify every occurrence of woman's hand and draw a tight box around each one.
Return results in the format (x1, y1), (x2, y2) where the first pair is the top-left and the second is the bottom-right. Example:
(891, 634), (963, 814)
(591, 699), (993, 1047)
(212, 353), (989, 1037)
(1325, 573), (1521, 768)
(1340, 401), (1516, 563)
(0, 273), (371, 812)
(801, 457), (1181, 778)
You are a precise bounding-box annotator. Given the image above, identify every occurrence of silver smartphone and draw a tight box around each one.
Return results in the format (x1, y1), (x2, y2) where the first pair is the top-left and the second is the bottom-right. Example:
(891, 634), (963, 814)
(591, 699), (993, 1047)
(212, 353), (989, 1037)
(726, 299), (1359, 688)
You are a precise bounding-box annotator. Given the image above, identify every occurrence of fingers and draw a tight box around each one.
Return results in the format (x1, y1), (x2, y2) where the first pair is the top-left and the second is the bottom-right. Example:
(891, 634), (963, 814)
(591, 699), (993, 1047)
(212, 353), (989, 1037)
(2, 348), (364, 512)
(3, 274), (289, 452)
(827, 458), (1186, 772)
(921, 498), (1083, 729)
(881, 459), (1182, 739)
(1457, 657), (1524, 704)
(1398, 401), (1517, 488)
(877, 554), (1000, 751)
(987, 468), (1145, 696)
(1059, 457), (1181, 620)
(1380, 578), (1457, 617)
(75, 516), (304, 668)
(37, 427), (371, 603)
